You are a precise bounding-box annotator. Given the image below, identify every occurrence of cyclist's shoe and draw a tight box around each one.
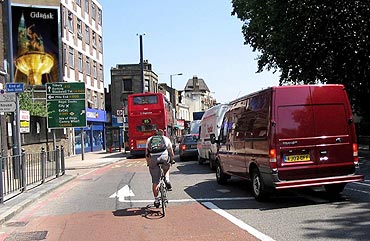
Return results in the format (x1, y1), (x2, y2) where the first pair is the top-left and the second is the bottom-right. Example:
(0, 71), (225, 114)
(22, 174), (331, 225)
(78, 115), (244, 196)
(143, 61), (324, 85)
(154, 198), (160, 208)
(165, 180), (172, 191)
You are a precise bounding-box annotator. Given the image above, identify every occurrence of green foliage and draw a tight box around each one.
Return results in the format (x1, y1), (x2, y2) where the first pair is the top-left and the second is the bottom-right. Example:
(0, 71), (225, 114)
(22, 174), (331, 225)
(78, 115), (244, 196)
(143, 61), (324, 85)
(232, 0), (370, 119)
(19, 90), (47, 117)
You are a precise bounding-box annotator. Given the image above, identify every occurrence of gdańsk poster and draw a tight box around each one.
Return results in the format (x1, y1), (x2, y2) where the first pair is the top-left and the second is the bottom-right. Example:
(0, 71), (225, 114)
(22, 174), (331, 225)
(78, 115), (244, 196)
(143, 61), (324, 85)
(11, 5), (60, 86)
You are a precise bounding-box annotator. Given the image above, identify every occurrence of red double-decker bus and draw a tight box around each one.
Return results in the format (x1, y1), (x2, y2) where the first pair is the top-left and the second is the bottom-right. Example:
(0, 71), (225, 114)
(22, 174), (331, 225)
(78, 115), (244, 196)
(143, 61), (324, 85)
(127, 92), (175, 156)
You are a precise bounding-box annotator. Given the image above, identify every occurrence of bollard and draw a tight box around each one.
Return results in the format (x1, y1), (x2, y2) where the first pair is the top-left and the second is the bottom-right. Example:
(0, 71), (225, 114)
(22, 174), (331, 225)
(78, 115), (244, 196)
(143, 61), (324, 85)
(55, 146), (60, 178)
(61, 145), (65, 175)
(0, 153), (3, 204)
(41, 147), (46, 183)
(21, 149), (27, 191)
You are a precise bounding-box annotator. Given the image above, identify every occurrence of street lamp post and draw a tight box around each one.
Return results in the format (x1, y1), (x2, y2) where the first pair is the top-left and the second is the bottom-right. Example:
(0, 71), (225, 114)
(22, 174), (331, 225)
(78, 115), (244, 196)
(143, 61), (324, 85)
(169, 73), (182, 110)
(137, 34), (145, 93)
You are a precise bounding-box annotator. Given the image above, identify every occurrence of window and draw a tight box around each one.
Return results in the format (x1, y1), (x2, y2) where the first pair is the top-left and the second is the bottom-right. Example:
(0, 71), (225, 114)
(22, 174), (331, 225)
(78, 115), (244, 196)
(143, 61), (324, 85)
(93, 61), (97, 78)
(86, 57), (90, 75)
(92, 3), (96, 20)
(145, 79), (149, 92)
(63, 45), (67, 65)
(85, 25), (90, 44)
(98, 36), (102, 49)
(62, 8), (66, 27)
(77, 19), (82, 38)
(85, 0), (89, 13)
(94, 92), (98, 107)
(68, 11), (73, 31)
(68, 47), (74, 68)
(133, 95), (158, 105)
(100, 96), (105, 110)
(123, 79), (132, 91)
(92, 31), (96, 47)
(99, 65), (103, 81)
(78, 52), (83, 72)
(76, 0), (81, 6)
(97, 8), (102, 25)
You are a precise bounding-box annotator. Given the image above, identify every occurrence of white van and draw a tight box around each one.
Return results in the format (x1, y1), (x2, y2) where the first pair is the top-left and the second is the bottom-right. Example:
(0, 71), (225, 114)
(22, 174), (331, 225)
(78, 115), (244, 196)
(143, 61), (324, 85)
(197, 104), (228, 169)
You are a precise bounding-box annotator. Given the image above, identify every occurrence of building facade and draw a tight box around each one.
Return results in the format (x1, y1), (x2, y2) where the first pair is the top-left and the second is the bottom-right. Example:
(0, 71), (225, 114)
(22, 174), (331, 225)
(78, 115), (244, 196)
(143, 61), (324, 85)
(0, 0), (106, 155)
(61, 0), (105, 155)
(110, 62), (158, 116)
(183, 75), (216, 117)
(108, 62), (159, 150)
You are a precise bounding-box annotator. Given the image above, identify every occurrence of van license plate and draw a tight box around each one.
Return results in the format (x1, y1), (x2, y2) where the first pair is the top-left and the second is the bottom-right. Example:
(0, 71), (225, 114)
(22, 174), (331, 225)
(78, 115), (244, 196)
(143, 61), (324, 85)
(284, 154), (310, 162)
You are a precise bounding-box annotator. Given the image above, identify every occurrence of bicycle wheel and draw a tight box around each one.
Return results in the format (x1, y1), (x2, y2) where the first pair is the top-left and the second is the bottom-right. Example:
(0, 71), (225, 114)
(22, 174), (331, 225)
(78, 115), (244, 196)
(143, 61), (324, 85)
(160, 181), (167, 216)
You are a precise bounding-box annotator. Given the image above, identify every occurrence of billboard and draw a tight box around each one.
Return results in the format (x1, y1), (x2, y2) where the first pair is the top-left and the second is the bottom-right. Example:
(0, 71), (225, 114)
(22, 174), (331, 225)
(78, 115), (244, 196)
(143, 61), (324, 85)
(11, 5), (60, 86)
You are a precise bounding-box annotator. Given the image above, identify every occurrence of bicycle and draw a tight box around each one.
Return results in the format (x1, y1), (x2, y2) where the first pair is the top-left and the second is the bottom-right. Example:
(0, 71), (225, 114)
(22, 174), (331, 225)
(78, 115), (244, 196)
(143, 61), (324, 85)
(157, 161), (168, 216)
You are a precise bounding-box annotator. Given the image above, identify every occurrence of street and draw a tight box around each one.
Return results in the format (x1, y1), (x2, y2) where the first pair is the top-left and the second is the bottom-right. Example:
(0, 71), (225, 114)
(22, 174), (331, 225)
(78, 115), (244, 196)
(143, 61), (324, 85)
(0, 150), (369, 241)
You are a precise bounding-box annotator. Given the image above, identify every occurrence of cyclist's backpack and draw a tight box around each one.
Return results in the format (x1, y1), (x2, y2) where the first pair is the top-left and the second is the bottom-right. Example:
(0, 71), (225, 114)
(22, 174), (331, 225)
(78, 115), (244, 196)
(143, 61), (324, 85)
(148, 135), (167, 153)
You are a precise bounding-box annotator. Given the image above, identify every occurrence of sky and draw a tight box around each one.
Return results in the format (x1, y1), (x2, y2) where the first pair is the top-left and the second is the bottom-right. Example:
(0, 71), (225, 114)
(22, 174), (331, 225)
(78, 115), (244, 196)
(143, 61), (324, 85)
(99, 0), (280, 104)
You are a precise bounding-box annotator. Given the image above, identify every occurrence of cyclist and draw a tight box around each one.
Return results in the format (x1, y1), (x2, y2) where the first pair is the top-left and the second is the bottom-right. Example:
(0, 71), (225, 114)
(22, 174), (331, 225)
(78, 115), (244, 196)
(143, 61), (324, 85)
(145, 129), (175, 208)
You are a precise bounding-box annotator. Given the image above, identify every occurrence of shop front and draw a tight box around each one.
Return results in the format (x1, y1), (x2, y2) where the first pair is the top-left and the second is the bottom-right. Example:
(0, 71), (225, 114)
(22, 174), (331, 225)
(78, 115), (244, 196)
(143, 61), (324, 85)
(74, 108), (106, 154)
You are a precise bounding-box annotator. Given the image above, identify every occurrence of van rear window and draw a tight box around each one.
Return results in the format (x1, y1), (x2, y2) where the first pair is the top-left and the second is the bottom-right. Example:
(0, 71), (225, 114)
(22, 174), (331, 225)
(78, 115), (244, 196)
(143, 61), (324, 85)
(277, 104), (348, 139)
(277, 105), (315, 139)
(313, 105), (348, 136)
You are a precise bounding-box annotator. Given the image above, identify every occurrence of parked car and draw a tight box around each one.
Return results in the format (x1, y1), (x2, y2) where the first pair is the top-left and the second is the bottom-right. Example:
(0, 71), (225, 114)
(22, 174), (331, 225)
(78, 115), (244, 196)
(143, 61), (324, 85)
(179, 134), (199, 161)
(197, 103), (229, 169)
(214, 84), (364, 201)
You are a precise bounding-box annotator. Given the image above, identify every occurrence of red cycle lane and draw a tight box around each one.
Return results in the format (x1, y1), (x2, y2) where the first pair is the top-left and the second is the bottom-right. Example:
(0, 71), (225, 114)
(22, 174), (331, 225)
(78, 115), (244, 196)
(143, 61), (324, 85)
(3, 202), (259, 241)
(1, 158), (262, 241)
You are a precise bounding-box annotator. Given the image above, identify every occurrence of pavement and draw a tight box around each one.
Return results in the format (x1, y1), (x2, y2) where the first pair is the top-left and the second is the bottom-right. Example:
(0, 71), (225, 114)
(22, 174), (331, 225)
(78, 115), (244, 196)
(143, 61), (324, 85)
(0, 145), (368, 226)
(0, 150), (129, 225)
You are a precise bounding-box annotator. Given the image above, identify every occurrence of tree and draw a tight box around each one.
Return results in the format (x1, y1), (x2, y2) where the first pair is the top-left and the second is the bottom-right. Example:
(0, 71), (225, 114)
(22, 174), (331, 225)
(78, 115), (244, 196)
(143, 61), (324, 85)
(19, 89), (47, 117)
(232, 0), (370, 120)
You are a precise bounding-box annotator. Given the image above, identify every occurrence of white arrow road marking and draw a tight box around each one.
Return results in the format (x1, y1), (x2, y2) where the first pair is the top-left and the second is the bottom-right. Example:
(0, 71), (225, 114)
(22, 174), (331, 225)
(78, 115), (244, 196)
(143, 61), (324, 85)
(110, 185), (135, 202)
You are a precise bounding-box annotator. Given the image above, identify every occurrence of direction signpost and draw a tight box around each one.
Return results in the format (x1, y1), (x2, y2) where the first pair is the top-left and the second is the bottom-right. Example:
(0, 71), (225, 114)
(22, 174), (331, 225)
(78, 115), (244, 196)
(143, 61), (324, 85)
(46, 82), (86, 129)
(0, 93), (16, 112)
(6, 83), (24, 93)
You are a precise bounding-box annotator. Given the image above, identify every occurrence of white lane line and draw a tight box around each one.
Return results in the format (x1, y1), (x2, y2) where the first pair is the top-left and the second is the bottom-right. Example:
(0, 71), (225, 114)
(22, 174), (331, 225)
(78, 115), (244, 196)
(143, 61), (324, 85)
(346, 187), (370, 195)
(202, 202), (275, 241)
(116, 197), (254, 203)
(354, 181), (370, 187)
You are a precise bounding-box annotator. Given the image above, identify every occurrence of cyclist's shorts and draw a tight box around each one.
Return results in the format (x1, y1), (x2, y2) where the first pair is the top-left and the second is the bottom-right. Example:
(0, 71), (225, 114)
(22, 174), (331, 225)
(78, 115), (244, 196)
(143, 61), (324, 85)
(148, 152), (171, 184)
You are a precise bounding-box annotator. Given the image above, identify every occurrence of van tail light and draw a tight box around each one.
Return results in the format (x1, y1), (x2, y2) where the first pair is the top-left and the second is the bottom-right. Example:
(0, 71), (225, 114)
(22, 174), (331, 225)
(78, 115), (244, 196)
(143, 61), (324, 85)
(269, 148), (277, 170)
(353, 143), (359, 164)
(181, 144), (187, 151)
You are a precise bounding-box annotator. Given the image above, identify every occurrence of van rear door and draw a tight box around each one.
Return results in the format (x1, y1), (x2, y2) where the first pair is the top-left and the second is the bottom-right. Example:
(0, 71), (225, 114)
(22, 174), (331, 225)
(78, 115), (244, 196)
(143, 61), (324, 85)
(311, 85), (356, 177)
(274, 85), (355, 181)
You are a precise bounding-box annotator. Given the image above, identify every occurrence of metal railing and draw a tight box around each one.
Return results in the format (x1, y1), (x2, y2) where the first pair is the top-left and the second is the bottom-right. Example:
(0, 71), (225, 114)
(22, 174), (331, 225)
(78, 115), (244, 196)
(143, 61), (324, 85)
(0, 146), (65, 203)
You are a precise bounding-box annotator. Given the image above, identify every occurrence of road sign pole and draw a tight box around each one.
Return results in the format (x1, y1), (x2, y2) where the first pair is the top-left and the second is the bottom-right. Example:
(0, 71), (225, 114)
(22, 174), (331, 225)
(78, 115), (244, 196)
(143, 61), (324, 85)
(14, 92), (21, 155)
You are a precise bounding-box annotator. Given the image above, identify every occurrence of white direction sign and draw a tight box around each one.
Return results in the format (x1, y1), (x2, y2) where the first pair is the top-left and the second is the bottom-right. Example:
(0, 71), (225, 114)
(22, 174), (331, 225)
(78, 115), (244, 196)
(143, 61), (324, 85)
(0, 93), (16, 102)
(0, 102), (16, 112)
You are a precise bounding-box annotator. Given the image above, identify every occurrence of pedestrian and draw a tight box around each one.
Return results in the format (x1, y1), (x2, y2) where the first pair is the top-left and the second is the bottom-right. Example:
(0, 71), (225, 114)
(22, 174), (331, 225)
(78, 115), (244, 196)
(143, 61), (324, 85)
(145, 129), (175, 208)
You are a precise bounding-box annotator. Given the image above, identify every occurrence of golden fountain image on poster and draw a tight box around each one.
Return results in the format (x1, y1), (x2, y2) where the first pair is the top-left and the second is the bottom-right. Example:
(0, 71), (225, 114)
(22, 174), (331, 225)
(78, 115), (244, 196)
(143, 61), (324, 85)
(14, 13), (55, 85)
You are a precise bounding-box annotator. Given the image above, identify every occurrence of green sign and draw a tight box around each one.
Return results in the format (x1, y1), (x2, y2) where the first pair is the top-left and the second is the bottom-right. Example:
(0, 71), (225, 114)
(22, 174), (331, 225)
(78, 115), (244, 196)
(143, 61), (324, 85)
(46, 82), (86, 128)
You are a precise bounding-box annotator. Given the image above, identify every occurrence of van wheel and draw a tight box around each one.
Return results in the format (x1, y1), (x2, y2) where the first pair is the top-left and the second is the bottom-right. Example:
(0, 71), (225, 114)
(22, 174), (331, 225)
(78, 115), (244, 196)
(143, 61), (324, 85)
(216, 161), (229, 185)
(251, 169), (268, 201)
(324, 183), (346, 195)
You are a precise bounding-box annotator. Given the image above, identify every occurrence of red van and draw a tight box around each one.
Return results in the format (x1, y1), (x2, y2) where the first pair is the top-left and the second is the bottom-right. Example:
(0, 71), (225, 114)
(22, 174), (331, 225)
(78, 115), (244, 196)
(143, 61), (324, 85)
(214, 85), (364, 201)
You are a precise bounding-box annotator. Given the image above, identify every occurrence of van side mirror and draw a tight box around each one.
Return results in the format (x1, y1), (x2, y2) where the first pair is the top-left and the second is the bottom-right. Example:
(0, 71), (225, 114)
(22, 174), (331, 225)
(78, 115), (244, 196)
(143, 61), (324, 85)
(210, 134), (216, 144)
